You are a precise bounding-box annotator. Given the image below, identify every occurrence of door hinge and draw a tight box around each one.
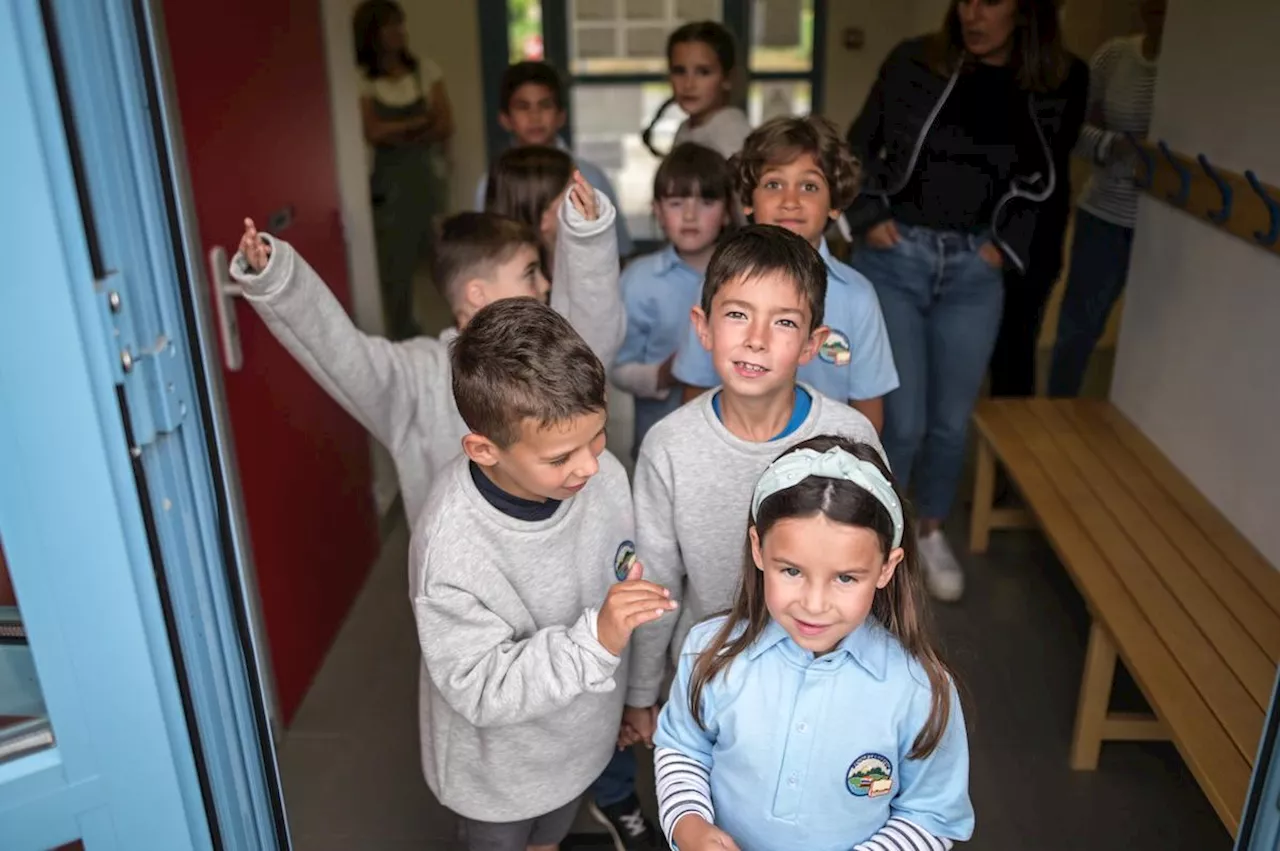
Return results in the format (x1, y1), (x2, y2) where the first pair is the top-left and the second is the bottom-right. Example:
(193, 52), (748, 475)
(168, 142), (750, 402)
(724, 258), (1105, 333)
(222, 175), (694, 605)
(97, 279), (188, 445)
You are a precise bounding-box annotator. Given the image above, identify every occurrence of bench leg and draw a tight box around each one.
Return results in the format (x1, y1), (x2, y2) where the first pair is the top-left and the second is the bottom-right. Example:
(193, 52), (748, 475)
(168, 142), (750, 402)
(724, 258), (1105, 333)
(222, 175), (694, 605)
(1070, 621), (1170, 770)
(1071, 620), (1118, 770)
(969, 438), (996, 554)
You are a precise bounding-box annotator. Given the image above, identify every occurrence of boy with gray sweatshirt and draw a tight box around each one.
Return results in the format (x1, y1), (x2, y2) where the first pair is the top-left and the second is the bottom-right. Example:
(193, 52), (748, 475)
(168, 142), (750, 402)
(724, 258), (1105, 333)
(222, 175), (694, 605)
(231, 172), (623, 523)
(632, 226), (886, 670)
(411, 298), (677, 850)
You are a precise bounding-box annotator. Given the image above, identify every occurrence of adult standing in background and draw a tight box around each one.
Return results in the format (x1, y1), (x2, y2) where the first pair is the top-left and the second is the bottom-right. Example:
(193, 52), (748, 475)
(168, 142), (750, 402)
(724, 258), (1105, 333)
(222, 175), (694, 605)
(845, 0), (1076, 602)
(1049, 0), (1165, 396)
(988, 0), (1088, 399)
(355, 0), (455, 340)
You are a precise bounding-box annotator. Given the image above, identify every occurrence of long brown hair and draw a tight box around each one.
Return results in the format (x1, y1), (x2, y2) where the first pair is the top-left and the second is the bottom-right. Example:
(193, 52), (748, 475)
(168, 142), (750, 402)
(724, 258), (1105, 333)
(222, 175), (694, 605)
(484, 146), (575, 232)
(927, 0), (1069, 93)
(687, 436), (958, 760)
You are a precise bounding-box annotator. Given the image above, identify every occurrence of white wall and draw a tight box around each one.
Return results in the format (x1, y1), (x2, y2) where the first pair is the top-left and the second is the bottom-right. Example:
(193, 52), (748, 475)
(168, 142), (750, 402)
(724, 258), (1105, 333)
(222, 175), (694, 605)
(320, 0), (396, 517)
(822, 2), (915, 134)
(1110, 0), (1280, 566)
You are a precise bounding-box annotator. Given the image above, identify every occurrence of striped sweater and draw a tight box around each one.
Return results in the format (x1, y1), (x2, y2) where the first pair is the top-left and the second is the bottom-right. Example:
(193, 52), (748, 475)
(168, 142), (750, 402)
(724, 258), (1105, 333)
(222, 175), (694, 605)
(1075, 35), (1159, 228)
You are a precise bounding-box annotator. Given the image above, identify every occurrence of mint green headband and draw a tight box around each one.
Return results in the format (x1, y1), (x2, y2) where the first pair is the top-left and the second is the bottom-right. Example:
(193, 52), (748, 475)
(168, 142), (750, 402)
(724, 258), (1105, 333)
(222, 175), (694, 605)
(751, 447), (904, 548)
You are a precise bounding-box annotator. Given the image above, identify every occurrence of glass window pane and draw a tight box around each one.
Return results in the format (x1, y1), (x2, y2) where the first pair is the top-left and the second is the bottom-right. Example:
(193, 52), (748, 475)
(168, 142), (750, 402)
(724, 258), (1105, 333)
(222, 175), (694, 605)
(749, 0), (813, 73)
(747, 79), (811, 125)
(508, 0), (545, 63)
(571, 82), (688, 241)
(0, 538), (54, 764)
(570, 0), (722, 75)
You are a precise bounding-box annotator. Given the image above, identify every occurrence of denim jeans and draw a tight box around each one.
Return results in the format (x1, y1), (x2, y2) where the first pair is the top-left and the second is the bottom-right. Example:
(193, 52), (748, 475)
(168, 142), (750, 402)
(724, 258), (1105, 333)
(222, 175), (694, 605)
(851, 224), (1005, 520)
(1048, 209), (1135, 397)
(592, 746), (637, 807)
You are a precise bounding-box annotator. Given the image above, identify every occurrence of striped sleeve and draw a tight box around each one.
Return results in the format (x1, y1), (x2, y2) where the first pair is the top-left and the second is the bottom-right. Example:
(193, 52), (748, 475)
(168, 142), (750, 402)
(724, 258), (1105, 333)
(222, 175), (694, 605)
(1074, 39), (1121, 166)
(655, 746), (715, 842)
(853, 817), (955, 851)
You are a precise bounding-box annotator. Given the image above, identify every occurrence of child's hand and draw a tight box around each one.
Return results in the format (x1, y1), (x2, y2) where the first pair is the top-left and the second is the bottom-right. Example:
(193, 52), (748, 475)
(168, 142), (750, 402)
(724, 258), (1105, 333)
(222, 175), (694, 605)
(238, 218), (272, 273)
(567, 170), (599, 221)
(596, 562), (677, 656)
(622, 704), (658, 748)
(672, 816), (740, 851)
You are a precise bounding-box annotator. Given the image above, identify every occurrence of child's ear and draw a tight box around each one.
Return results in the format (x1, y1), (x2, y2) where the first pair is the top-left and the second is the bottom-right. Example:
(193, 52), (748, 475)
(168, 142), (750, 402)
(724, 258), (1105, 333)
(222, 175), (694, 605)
(463, 277), (490, 311)
(798, 325), (829, 366)
(552, 108), (567, 132)
(462, 433), (502, 467)
(828, 207), (842, 221)
(498, 111), (514, 134)
(750, 526), (764, 572)
(877, 546), (905, 590)
(742, 204), (754, 220)
(691, 305), (712, 352)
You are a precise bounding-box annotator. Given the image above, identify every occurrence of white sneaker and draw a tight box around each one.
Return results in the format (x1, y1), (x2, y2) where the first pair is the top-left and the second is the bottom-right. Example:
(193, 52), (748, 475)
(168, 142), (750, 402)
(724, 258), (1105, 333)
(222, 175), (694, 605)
(917, 529), (965, 602)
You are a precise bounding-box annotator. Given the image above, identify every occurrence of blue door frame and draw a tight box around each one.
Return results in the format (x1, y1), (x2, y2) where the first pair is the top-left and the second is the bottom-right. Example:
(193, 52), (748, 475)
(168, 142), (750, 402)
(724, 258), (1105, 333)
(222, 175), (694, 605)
(0, 0), (285, 847)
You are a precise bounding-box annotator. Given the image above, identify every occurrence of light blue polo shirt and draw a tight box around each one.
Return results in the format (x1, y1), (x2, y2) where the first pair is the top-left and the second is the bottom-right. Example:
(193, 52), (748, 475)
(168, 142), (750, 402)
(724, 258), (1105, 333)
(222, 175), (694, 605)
(474, 137), (633, 257)
(655, 616), (973, 851)
(670, 239), (899, 403)
(615, 245), (704, 451)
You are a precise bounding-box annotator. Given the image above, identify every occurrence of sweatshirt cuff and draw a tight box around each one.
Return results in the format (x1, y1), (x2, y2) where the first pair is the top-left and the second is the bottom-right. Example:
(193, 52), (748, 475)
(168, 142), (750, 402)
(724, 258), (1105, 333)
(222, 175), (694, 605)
(230, 234), (293, 300)
(612, 361), (671, 400)
(577, 608), (623, 692)
(560, 187), (617, 240)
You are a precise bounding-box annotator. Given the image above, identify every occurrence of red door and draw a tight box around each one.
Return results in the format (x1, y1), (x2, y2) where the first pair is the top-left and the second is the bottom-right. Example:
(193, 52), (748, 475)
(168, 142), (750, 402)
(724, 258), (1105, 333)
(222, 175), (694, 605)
(161, 0), (381, 722)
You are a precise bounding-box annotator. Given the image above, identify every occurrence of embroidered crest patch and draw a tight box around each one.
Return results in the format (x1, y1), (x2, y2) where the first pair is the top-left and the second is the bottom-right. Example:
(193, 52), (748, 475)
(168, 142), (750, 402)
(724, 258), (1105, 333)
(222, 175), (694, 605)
(614, 540), (637, 581)
(847, 753), (893, 798)
(819, 329), (852, 366)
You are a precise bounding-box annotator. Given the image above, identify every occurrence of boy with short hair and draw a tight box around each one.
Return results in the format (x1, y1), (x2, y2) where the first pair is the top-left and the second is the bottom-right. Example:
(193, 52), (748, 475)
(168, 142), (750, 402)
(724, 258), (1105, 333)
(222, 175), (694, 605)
(231, 173), (623, 522)
(672, 115), (897, 432)
(634, 224), (886, 668)
(476, 61), (633, 257)
(411, 297), (677, 851)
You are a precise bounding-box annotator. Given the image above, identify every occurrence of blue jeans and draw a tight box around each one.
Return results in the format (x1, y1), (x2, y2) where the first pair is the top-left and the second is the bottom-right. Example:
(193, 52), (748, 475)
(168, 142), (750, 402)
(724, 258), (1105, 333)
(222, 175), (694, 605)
(592, 747), (637, 807)
(1048, 209), (1135, 397)
(852, 224), (1005, 520)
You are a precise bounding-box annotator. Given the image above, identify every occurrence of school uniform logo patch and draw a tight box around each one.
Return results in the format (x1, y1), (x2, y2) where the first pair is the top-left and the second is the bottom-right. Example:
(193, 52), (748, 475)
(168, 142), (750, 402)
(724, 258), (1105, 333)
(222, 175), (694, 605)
(847, 753), (893, 798)
(819, 329), (852, 366)
(614, 540), (637, 581)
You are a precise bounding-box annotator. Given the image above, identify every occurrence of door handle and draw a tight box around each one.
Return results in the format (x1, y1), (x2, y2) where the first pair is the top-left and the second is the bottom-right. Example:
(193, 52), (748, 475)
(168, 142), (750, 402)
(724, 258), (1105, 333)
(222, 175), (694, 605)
(207, 246), (244, 372)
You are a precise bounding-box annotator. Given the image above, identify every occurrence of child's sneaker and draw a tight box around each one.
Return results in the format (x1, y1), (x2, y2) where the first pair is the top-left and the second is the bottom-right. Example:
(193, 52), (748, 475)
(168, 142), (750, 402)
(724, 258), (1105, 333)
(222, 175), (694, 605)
(588, 795), (663, 850)
(917, 529), (964, 602)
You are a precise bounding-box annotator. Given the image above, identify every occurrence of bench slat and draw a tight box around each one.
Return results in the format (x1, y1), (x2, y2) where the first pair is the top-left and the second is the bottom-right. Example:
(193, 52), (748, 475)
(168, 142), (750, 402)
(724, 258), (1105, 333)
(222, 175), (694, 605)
(1001, 403), (1263, 759)
(1062, 401), (1280, 665)
(974, 403), (1251, 835)
(1091, 403), (1280, 618)
(1027, 399), (1276, 710)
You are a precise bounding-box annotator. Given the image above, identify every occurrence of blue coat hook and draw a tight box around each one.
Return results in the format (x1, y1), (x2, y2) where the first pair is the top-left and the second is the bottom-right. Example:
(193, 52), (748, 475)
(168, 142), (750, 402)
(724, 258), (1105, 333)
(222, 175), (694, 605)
(1125, 132), (1155, 189)
(1245, 170), (1280, 246)
(1197, 154), (1233, 224)
(1157, 141), (1191, 206)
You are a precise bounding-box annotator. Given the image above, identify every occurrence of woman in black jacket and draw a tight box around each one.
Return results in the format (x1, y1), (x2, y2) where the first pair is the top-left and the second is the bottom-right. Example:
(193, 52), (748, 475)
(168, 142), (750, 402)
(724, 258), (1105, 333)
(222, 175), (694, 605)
(846, 0), (1076, 601)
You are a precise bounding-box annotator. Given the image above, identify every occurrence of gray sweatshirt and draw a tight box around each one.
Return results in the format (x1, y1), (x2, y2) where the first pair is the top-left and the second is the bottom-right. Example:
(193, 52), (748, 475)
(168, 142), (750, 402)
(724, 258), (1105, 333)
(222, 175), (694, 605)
(410, 452), (639, 821)
(229, 190), (624, 523)
(633, 387), (885, 660)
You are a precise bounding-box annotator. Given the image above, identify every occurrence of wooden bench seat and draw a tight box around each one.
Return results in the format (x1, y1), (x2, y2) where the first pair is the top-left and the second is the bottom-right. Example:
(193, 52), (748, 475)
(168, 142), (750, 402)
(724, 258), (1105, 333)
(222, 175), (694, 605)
(969, 398), (1280, 838)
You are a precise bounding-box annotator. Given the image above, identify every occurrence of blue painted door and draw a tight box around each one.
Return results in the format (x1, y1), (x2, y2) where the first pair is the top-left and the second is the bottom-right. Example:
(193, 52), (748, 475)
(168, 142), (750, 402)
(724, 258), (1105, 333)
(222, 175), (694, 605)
(0, 0), (284, 847)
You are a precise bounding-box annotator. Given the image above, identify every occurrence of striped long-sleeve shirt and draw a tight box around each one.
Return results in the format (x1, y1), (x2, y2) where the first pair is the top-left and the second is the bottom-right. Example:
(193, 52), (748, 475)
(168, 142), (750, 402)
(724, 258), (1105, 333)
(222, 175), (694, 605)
(1075, 35), (1159, 228)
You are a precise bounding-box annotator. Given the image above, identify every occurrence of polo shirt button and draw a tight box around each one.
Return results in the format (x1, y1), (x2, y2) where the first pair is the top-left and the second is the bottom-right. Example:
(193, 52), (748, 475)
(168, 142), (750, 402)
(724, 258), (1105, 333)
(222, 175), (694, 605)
(797, 722), (807, 733)
(788, 774), (798, 786)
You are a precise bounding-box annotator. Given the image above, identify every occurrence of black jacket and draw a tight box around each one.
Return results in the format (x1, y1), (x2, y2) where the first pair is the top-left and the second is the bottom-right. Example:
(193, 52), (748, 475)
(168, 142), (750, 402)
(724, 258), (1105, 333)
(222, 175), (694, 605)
(846, 37), (1089, 274)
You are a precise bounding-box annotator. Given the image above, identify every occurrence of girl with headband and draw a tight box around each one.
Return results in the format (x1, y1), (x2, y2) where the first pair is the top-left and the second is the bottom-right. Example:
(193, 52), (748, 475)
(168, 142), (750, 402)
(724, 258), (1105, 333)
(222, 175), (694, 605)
(652, 436), (973, 851)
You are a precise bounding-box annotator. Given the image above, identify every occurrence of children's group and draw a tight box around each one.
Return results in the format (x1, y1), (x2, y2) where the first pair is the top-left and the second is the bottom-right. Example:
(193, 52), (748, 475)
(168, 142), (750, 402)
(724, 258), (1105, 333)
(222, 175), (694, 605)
(230, 0), (1109, 847)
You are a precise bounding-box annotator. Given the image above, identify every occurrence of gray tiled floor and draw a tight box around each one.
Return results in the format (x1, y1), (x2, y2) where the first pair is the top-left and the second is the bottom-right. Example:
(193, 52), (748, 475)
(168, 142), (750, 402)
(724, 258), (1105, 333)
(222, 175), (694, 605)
(279, 503), (1232, 849)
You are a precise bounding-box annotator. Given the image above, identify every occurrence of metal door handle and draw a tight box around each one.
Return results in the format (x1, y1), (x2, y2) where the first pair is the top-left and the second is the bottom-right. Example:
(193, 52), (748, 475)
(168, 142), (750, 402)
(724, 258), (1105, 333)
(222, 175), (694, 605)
(207, 246), (244, 371)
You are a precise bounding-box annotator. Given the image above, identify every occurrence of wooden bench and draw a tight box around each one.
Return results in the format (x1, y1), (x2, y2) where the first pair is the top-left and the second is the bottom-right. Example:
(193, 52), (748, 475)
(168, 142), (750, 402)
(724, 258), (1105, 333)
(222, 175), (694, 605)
(968, 398), (1280, 838)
